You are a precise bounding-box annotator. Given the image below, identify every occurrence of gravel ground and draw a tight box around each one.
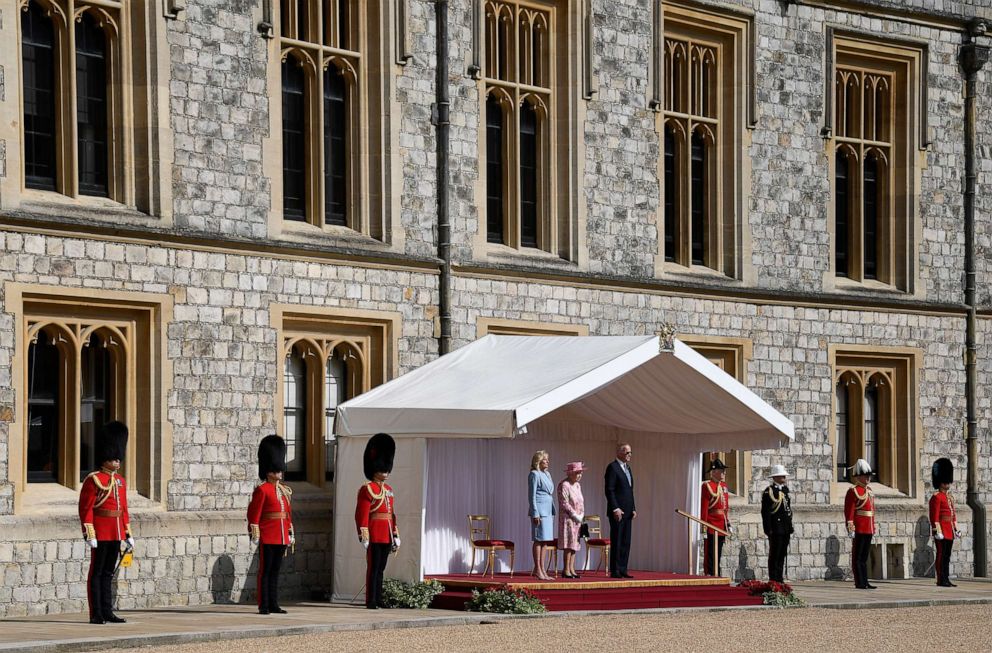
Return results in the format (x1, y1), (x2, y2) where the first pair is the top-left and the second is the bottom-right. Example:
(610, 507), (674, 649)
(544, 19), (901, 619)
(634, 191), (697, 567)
(115, 605), (992, 653)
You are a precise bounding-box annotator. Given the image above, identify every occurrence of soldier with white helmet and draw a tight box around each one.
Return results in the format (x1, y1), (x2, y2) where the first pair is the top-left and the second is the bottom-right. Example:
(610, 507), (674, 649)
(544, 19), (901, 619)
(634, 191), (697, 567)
(844, 458), (877, 589)
(761, 464), (793, 583)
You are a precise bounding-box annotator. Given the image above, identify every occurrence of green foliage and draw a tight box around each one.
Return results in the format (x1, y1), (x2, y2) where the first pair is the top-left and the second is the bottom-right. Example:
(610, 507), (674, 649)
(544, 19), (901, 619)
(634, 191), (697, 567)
(761, 590), (806, 608)
(380, 578), (446, 609)
(466, 586), (547, 614)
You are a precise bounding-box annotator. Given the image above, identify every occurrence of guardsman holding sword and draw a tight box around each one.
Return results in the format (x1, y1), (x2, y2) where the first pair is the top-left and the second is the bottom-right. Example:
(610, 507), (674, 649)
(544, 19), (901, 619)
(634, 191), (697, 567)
(355, 433), (400, 609)
(929, 458), (960, 587)
(78, 421), (134, 625)
(844, 458), (877, 589)
(247, 435), (295, 615)
(701, 458), (732, 576)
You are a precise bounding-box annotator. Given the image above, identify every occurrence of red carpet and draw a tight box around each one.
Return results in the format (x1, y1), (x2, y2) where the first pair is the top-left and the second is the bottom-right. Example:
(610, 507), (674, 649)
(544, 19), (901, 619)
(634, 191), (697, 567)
(428, 570), (763, 612)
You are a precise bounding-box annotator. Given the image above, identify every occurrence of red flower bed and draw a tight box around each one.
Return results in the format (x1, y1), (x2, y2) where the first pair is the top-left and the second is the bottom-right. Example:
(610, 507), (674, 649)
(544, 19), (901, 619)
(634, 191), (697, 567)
(739, 579), (794, 596)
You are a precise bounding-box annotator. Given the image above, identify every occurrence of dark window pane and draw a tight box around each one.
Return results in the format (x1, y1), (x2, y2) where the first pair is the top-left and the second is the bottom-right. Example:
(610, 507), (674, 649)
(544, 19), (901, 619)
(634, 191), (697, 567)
(22, 2), (57, 191)
(486, 96), (504, 244)
(338, 0), (349, 49)
(324, 67), (348, 226)
(519, 103), (538, 248)
(76, 13), (109, 197)
(282, 60), (307, 221)
(664, 126), (676, 262)
(297, 0), (309, 41)
(80, 335), (111, 477)
(27, 331), (59, 483)
(324, 355), (348, 482)
(835, 152), (850, 278)
(835, 380), (849, 481)
(863, 155), (879, 280)
(690, 131), (706, 266)
(864, 384), (879, 481)
(283, 351), (307, 481)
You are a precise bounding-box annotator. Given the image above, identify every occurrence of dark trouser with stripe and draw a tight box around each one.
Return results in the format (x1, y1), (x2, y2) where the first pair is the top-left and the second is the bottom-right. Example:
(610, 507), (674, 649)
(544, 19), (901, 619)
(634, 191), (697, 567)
(704, 532), (726, 576)
(366, 543), (391, 607)
(608, 514), (632, 577)
(935, 538), (953, 584)
(768, 533), (790, 582)
(852, 533), (872, 587)
(87, 541), (121, 619)
(258, 544), (287, 610)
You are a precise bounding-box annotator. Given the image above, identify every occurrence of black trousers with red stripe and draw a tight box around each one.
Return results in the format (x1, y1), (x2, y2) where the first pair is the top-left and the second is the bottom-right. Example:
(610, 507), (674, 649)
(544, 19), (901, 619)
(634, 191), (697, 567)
(704, 533), (725, 576)
(257, 544), (287, 610)
(935, 538), (953, 584)
(87, 541), (121, 619)
(365, 543), (391, 608)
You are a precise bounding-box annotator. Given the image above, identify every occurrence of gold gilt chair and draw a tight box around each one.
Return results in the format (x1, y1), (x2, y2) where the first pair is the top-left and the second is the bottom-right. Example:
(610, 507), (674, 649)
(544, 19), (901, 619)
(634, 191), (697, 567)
(582, 515), (610, 572)
(467, 515), (515, 578)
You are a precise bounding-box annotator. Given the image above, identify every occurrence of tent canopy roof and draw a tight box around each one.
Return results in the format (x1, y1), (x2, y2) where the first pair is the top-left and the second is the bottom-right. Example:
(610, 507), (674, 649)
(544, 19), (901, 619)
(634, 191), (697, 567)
(335, 335), (793, 447)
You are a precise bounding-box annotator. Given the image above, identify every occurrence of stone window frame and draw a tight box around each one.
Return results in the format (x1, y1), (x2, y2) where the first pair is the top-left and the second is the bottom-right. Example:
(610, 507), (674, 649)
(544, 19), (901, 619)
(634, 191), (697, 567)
(652, 2), (753, 281)
(272, 305), (400, 488)
(472, 0), (587, 264)
(476, 316), (588, 338)
(0, 0), (174, 221)
(679, 335), (753, 500)
(6, 284), (174, 514)
(263, 1), (403, 249)
(824, 31), (927, 295)
(829, 344), (923, 502)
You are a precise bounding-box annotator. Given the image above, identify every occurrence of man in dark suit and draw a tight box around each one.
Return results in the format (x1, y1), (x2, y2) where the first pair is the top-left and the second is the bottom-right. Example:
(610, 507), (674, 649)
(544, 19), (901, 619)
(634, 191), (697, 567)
(604, 443), (636, 578)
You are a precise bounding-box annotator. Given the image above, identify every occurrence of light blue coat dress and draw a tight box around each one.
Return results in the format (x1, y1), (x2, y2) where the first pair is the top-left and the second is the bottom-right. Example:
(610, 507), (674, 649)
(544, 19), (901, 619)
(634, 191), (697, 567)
(528, 469), (556, 542)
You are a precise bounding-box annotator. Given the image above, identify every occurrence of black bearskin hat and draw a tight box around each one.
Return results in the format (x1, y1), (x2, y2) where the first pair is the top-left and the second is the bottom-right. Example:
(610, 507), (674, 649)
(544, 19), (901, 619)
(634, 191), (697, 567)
(364, 433), (395, 481)
(932, 457), (953, 489)
(96, 421), (128, 463)
(709, 458), (727, 472)
(257, 434), (287, 480)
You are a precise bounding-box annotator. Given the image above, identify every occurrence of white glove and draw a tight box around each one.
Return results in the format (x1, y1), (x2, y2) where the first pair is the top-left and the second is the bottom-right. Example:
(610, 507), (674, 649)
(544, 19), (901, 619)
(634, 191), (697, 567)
(289, 536), (296, 546)
(362, 539), (369, 550)
(251, 537), (259, 546)
(573, 513), (583, 524)
(125, 537), (135, 549)
(727, 524), (735, 536)
(935, 531), (944, 540)
(88, 539), (98, 549)
(847, 531), (855, 539)
(393, 537), (401, 549)
(954, 530), (962, 539)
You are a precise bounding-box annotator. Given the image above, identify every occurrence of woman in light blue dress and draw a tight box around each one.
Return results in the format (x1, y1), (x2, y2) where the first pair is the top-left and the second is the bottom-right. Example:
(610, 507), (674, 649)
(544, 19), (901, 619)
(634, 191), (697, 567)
(528, 450), (556, 580)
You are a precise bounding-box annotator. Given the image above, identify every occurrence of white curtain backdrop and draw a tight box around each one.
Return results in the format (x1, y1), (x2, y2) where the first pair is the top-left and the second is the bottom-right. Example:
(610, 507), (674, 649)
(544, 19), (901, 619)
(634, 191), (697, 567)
(423, 421), (703, 575)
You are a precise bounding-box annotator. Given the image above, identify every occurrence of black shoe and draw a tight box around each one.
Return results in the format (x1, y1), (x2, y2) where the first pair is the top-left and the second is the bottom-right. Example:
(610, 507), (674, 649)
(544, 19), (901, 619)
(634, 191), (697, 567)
(89, 617), (106, 625)
(865, 583), (877, 589)
(104, 614), (126, 623)
(366, 604), (379, 610)
(610, 574), (623, 578)
(938, 581), (956, 587)
(269, 607), (288, 614)
(621, 573), (634, 579)
(258, 608), (270, 615)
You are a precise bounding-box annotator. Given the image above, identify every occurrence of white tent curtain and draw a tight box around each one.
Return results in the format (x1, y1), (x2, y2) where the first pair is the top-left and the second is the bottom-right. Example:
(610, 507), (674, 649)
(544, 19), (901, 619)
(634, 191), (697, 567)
(423, 421), (704, 575)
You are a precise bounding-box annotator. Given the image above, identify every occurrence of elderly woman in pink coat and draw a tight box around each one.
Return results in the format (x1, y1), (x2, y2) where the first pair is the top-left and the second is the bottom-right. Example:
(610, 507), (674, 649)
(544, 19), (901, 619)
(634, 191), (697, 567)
(557, 462), (586, 578)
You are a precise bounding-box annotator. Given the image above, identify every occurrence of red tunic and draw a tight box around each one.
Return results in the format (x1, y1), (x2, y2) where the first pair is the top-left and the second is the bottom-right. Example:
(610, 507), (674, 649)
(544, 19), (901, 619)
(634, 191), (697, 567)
(929, 490), (957, 540)
(700, 480), (730, 534)
(844, 484), (876, 534)
(247, 481), (294, 545)
(78, 469), (131, 542)
(355, 482), (397, 544)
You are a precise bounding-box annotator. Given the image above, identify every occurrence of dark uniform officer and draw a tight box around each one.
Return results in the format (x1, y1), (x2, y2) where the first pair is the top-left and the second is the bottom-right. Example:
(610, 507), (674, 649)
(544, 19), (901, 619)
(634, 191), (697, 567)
(929, 458), (960, 587)
(761, 464), (794, 583)
(247, 435), (295, 614)
(355, 433), (399, 609)
(701, 458), (731, 576)
(78, 421), (133, 625)
(844, 458), (876, 589)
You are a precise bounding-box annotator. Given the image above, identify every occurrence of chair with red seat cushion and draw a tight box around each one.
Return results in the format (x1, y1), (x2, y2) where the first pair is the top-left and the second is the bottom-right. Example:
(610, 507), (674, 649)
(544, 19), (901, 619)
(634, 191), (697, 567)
(468, 515), (515, 578)
(582, 515), (610, 572)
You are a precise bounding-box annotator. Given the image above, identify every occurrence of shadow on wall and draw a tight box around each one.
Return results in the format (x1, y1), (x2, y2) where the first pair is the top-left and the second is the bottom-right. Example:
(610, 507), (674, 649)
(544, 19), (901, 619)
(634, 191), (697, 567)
(211, 554), (236, 604)
(735, 543), (756, 581)
(824, 535), (845, 580)
(912, 515), (935, 577)
(240, 548), (260, 605)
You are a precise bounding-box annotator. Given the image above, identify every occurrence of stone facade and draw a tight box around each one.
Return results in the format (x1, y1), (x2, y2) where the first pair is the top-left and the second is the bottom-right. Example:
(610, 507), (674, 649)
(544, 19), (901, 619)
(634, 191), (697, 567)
(0, 0), (991, 617)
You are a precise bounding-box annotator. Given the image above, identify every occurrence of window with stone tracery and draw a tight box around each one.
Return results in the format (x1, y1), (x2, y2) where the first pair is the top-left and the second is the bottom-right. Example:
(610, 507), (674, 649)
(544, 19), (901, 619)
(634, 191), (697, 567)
(21, 297), (160, 501)
(832, 351), (917, 495)
(483, 0), (570, 254)
(279, 312), (392, 485)
(831, 38), (921, 290)
(658, 7), (747, 278)
(278, 0), (386, 236)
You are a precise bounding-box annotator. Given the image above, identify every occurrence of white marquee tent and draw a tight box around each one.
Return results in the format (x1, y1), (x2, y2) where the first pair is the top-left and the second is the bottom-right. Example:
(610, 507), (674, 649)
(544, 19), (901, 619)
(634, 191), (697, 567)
(331, 335), (794, 602)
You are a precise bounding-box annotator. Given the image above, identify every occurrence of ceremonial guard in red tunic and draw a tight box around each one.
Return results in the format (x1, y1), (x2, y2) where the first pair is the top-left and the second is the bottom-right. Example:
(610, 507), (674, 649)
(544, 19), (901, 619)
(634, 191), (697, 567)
(247, 435), (295, 614)
(355, 433), (400, 609)
(700, 458), (732, 576)
(929, 458), (960, 587)
(78, 421), (133, 625)
(844, 458), (876, 589)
